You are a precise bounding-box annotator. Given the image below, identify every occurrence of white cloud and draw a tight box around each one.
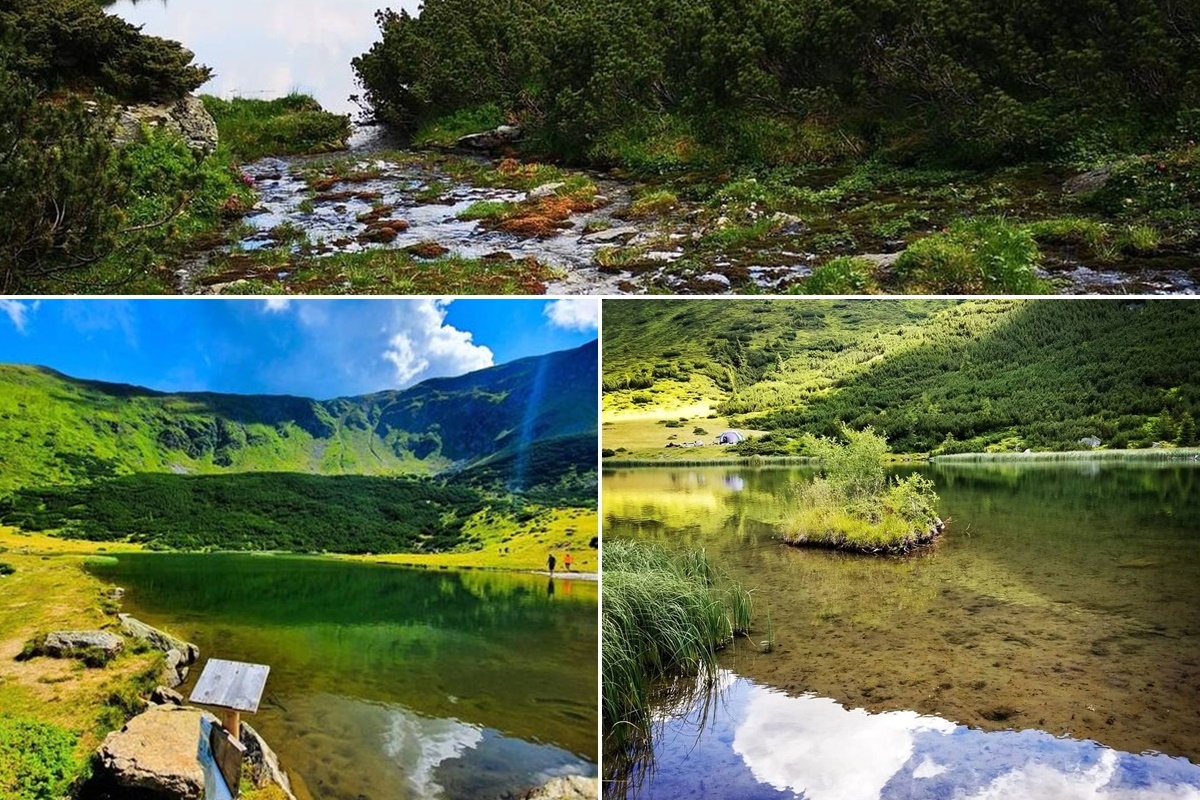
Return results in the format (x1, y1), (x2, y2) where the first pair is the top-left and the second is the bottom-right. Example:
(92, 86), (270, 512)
(0, 300), (38, 333)
(544, 299), (599, 332)
(262, 298), (292, 313)
(382, 300), (494, 386)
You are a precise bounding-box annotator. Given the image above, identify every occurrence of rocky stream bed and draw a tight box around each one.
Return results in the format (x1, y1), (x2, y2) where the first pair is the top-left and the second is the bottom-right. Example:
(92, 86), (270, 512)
(181, 132), (1200, 296)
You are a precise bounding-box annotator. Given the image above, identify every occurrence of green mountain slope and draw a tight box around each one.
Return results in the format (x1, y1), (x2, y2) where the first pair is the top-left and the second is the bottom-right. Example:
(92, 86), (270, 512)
(603, 301), (1200, 453)
(0, 341), (597, 492)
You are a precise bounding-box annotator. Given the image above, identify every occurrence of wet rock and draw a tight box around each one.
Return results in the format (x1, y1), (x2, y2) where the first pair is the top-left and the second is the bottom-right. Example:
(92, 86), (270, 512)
(95, 705), (210, 799)
(858, 252), (903, 268)
(112, 95), (219, 156)
(696, 273), (732, 289)
(882, 239), (908, 254)
(240, 722), (296, 800)
(528, 182), (566, 200)
(455, 125), (522, 151)
(43, 630), (124, 659)
(580, 226), (639, 244)
(1063, 167), (1113, 196)
(525, 775), (598, 800)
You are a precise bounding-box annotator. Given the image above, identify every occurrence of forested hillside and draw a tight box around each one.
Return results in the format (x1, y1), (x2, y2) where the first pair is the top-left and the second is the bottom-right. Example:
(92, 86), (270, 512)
(603, 300), (1200, 453)
(0, 341), (597, 492)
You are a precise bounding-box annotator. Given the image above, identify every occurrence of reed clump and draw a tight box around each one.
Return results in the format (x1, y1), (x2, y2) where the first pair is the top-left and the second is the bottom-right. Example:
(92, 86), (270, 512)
(602, 540), (752, 750)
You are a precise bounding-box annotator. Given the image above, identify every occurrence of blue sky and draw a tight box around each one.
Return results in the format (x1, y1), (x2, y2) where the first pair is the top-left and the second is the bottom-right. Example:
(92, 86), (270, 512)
(0, 299), (598, 399)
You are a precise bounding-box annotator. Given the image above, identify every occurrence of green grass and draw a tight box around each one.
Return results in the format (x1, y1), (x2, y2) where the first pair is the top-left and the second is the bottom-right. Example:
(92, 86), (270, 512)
(206, 248), (558, 295)
(895, 217), (1046, 294)
(458, 200), (514, 221)
(793, 256), (875, 294)
(0, 715), (79, 800)
(412, 104), (505, 148)
(602, 540), (752, 751)
(627, 190), (679, 217)
(201, 94), (351, 163)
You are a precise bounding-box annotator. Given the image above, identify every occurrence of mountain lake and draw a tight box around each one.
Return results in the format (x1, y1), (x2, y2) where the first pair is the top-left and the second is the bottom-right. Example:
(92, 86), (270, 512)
(86, 554), (597, 800)
(603, 461), (1200, 799)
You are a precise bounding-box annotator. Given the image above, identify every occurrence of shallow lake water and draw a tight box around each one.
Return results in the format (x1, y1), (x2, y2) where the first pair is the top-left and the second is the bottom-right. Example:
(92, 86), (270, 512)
(603, 461), (1200, 797)
(87, 554), (597, 800)
(108, 0), (416, 115)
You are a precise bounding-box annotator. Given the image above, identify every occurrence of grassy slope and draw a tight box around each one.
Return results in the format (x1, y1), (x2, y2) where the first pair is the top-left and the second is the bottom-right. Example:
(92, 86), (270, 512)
(602, 300), (1200, 455)
(356, 507), (599, 572)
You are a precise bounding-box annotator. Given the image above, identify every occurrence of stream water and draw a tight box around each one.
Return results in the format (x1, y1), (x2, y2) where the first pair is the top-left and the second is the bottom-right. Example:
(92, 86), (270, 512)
(603, 461), (1200, 798)
(86, 554), (598, 800)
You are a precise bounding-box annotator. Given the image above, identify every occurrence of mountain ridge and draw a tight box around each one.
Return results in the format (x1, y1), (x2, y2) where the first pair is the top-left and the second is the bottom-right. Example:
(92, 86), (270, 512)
(0, 340), (597, 492)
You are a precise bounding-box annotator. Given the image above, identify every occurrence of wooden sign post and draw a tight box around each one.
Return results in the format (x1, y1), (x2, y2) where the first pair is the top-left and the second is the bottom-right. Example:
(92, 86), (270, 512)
(190, 659), (270, 798)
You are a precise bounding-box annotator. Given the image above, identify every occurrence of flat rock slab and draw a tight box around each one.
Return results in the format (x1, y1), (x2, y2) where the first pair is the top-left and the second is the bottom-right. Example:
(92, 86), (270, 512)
(43, 630), (123, 657)
(119, 614), (200, 663)
(97, 705), (211, 799)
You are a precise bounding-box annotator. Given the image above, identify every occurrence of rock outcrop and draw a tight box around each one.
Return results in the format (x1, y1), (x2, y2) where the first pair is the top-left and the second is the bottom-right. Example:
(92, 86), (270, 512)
(119, 614), (199, 688)
(240, 722), (296, 800)
(525, 775), (599, 800)
(455, 124), (522, 151)
(113, 95), (219, 156)
(95, 705), (210, 799)
(94, 705), (296, 800)
(42, 630), (124, 659)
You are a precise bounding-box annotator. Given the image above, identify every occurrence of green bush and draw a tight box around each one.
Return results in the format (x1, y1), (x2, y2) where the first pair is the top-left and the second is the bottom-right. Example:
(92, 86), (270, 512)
(353, 0), (1200, 168)
(201, 95), (352, 162)
(2, 0), (210, 102)
(895, 217), (1043, 294)
(0, 563), (14, 576)
(0, 715), (79, 800)
(0, 62), (125, 292)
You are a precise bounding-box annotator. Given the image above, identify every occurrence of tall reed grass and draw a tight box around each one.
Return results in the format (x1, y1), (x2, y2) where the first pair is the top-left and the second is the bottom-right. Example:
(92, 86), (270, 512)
(602, 540), (753, 753)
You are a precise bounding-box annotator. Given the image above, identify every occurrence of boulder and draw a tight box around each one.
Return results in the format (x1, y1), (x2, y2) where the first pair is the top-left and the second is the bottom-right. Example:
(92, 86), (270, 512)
(150, 686), (185, 706)
(525, 775), (599, 800)
(95, 705), (210, 799)
(455, 124), (522, 151)
(580, 226), (639, 244)
(119, 614), (199, 687)
(528, 182), (565, 200)
(1062, 167), (1113, 196)
(43, 630), (124, 659)
(113, 95), (219, 156)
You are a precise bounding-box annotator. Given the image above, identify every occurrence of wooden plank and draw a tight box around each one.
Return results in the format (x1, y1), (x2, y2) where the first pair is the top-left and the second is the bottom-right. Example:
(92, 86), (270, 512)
(190, 658), (270, 713)
(209, 722), (246, 798)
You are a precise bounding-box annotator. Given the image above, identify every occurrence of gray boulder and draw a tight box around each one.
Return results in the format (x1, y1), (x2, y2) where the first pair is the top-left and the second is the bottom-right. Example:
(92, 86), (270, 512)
(1063, 167), (1113, 196)
(96, 705), (210, 799)
(455, 124), (522, 151)
(528, 182), (566, 200)
(580, 226), (639, 244)
(119, 614), (199, 687)
(150, 686), (185, 706)
(42, 630), (124, 659)
(113, 95), (219, 156)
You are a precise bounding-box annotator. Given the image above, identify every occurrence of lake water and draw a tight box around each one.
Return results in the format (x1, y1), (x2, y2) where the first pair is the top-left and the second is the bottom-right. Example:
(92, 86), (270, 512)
(108, 0), (418, 115)
(86, 554), (598, 800)
(603, 462), (1200, 797)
